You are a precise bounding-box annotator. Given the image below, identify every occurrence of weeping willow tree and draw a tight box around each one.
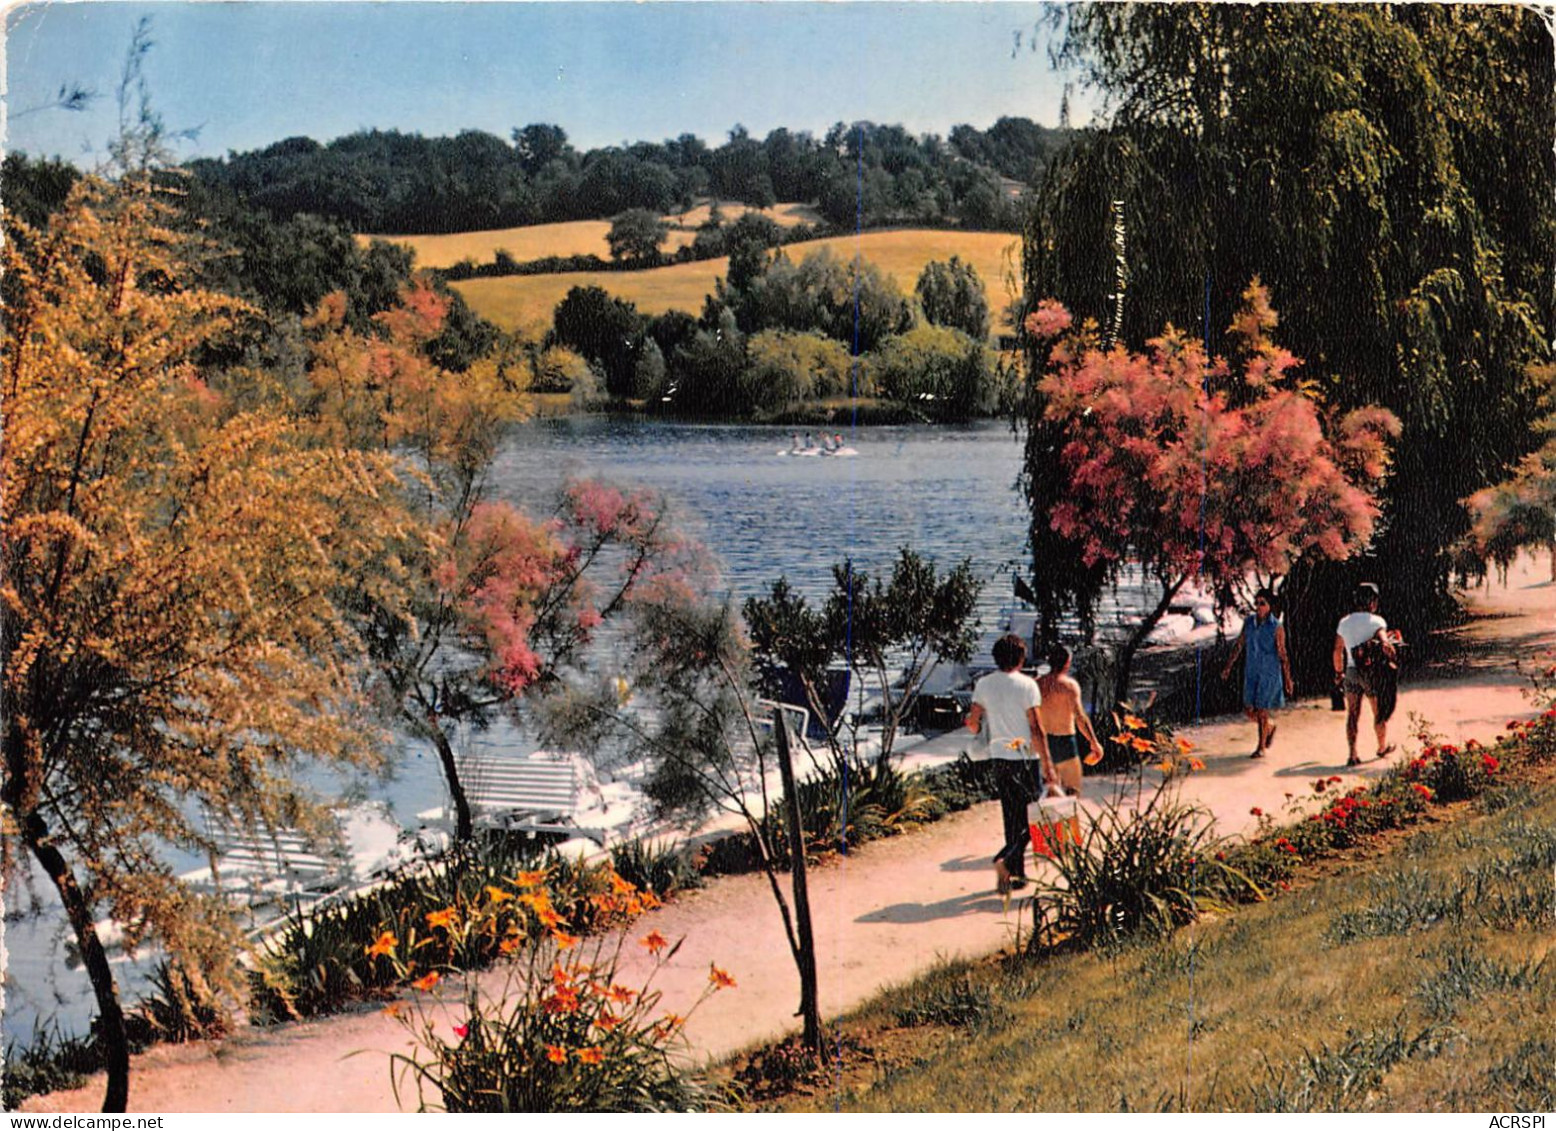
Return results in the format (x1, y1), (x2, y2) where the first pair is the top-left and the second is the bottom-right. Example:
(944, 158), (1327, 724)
(1019, 4), (1553, 662)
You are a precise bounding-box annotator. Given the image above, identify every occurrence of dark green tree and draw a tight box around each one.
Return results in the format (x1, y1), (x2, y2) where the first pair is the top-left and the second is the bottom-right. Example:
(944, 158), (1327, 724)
(915, 255), (992, 340)
(605, 208), (669, 264)
(550, 285), (645, 399)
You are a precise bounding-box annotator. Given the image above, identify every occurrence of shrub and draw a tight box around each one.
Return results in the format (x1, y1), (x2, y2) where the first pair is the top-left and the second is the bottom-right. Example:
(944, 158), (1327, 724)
(1026, 780), (1258, 952)
(128, 960), (228, 1045)
(247, 834), (648, 1023)
(2, 1023), (101, 1110)
(916, 754), (1000, 811)
(609, 837), (701, 898)
(389, 914), (730, 1111)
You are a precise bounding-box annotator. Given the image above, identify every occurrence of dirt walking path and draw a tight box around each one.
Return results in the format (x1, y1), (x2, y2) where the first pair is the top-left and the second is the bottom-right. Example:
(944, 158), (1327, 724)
(24, 557), (1554, 1113)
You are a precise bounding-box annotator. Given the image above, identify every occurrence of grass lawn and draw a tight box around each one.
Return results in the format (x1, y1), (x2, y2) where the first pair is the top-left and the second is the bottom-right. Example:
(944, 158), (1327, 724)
(752, 774), (1556, 1112)
(450, 229), (1023, 334)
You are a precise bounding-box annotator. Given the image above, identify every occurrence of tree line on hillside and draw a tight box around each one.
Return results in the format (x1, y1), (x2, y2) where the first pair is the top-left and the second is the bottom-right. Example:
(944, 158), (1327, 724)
(179, 118), (1065, 235)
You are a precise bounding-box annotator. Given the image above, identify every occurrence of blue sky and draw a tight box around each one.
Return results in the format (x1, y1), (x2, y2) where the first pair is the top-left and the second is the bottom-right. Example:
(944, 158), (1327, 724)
(3, 2), (1083, 166)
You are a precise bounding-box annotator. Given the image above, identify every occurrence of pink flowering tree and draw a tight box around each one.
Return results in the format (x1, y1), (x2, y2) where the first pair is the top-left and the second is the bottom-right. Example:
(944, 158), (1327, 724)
(308, 286), (699, 841)
(1026, 281), (1400, 713)
(398, 482), (695, 842)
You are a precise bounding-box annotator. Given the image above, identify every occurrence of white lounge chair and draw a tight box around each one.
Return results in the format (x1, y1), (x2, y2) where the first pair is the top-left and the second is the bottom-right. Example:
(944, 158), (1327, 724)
(180, 810), (353, 916)
(417, 751), (610, 845)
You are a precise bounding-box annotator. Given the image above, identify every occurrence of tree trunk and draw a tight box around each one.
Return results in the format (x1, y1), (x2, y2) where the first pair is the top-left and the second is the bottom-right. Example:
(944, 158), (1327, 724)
(23, 813), (131, 1112)
(1110, 576), (1187, 714)
(774, 715), (823, 1057)
(427, 717), (474, 843)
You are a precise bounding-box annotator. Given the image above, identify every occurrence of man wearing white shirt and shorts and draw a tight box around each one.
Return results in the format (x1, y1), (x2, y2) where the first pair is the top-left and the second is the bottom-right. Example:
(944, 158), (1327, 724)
(1333, 582), (1397, 766)
(965, 633), (1058, 893)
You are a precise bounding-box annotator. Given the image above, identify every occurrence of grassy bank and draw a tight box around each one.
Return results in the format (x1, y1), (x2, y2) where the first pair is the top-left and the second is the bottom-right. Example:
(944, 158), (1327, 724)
(756, 766), (1556, 1111)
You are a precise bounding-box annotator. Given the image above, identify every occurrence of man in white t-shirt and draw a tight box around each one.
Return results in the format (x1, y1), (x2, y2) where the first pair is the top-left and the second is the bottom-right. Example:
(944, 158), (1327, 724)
(965, 633), (1057, 893)
(1333, 582), (1396, 766)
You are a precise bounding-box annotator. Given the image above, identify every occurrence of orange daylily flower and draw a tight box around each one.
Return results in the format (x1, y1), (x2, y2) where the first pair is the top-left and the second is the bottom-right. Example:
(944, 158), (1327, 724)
(411, 971), (441, 992)
(709, 964), (737, 989)
(608, 984), (637, 1004)
(382, 1002), (406, 1019)
(641, 930), (670, 954)
(1174, 736), (1194, 756)
(595, 1011), (622, 1031)
(609, 871), (637, 896)
(1130, 735), (1156, 754)
(545, 1045), (568, 1064)
(544, 988), (581, 1014)
(551, 930), (580, 951)
(365, 931), (397, 958)
(575, 1046), (604, 1065)
(499, 935), (524, 956)
(1123, 713), (1148, 731)
(514, 869), (548, 888)
(1187, 757), (1206, 772)
(484, 885), (514, 904)
(425, 907), (457, 931)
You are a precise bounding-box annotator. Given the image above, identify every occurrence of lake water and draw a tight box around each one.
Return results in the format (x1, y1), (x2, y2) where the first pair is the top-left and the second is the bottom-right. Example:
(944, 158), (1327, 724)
(4, 418), (1039, 1048)
(488, 416), (1034, 605)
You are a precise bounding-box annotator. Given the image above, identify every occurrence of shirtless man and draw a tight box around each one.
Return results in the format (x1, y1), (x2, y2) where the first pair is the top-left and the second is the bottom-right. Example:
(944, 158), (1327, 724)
(1036, 644), (1105, 794)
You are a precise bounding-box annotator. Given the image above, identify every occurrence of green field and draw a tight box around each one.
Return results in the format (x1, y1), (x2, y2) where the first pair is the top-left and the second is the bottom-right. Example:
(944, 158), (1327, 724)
(451, 228), (1023, 334)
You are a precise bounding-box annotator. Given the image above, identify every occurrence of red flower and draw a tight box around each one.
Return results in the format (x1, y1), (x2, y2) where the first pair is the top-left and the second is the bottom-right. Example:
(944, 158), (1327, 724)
(1482, 754), (1500, 774)
(452, 1023), (469, 1040)
(1250, 807), (1264, 817)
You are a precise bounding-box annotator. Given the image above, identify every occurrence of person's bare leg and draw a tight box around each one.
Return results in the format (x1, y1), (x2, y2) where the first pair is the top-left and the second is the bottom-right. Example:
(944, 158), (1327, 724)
(1055, 756), (1082, 794)
(1345, 691), (1363, 763)
(1371, 696), (1390, 756)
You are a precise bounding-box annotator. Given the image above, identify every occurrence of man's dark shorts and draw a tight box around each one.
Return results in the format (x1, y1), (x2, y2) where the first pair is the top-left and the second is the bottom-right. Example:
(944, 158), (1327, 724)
(1047, 732), (1082, 765)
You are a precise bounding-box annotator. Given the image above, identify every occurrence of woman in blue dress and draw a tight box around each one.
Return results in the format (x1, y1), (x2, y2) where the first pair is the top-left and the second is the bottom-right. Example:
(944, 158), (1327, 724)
(1220, 588), (1294, 758)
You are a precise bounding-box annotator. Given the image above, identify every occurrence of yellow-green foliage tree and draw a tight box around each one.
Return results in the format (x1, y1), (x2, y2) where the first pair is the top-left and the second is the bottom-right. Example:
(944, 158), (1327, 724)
(1, 175), (401, 1111)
